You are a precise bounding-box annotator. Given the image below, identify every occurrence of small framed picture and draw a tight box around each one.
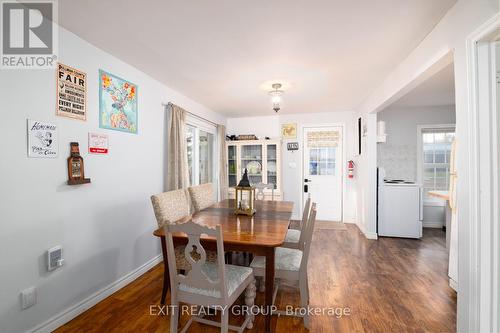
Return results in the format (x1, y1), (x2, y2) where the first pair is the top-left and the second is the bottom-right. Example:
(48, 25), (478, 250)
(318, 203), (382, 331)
(281, 123), (297, 139)
(27, 119), (58, 158)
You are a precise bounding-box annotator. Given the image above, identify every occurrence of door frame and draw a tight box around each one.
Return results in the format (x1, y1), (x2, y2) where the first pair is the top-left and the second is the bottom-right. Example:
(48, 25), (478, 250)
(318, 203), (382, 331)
(464, 13), (500, 333)
(300, 123), (346, 222)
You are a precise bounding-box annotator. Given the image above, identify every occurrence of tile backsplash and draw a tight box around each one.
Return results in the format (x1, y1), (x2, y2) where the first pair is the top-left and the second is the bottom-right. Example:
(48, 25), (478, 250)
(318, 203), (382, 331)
(377, 144), (417, 181)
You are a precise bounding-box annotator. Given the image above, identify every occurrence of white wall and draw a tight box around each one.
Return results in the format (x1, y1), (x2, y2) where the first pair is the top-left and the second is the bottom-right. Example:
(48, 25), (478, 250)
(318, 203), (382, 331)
(354, 113), (378, 238)
(353, 0), (499, 330)
(0, 27), (224, 333)
(377, 105), (456, 227)
(227, 111), (357, 222)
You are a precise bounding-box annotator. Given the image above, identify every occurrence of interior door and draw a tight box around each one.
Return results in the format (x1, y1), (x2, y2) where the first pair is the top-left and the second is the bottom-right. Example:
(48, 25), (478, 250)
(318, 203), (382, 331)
(303, 126), (343, 221)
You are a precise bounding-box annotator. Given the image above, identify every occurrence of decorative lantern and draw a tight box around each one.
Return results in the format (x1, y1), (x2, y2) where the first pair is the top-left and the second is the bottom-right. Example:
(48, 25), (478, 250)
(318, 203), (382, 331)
(234, 169), (256, 216)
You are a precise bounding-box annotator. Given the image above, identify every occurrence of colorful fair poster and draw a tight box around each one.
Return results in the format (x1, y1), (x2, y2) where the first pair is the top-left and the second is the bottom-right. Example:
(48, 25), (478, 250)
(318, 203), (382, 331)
(56, 63), (87, 120)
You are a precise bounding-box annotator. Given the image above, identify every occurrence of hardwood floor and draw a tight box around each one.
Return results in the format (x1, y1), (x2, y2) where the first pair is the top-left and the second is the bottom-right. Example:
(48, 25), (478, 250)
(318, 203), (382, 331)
(55, 225), (456, 333)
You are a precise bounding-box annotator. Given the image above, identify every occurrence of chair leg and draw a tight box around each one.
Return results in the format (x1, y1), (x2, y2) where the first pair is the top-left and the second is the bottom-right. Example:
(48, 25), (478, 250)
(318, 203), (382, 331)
(221, 307), (229, 333)
(170, 300), (179, 333)
(225, 252), (233, 264)
(299, 276), (310, 329)
(245, 278), (257, 329)
(258, 277), (265, 292)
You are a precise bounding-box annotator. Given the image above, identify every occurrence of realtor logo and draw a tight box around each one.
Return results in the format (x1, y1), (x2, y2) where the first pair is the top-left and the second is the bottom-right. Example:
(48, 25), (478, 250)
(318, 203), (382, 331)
(1, 0), (57, 69)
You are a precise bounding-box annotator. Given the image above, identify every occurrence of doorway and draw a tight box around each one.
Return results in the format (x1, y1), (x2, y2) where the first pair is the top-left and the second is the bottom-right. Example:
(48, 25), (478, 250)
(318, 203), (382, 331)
(466, 22), (500, 332)
(302, 125), (343, 221)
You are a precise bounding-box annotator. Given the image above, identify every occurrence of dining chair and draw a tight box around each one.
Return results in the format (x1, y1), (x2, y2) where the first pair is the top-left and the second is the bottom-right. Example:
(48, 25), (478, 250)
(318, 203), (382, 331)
(165, 220), (257, 333)
(188, 183), (215, 212)
(253, 182), (275, 201)
(250, 203), (317, 329)
(151, 189), (217, 304)
(282, 197), (311, 249)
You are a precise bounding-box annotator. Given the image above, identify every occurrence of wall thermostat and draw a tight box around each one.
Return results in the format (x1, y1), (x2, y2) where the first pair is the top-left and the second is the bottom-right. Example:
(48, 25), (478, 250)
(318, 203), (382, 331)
(47, 245), (64, 271)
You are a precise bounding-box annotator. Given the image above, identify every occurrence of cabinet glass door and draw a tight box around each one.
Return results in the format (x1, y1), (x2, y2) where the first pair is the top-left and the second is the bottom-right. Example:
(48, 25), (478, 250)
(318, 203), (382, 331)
(227, 145), (237, 187)
(267, 144), (277, 189)
(241, 144), (262, 184)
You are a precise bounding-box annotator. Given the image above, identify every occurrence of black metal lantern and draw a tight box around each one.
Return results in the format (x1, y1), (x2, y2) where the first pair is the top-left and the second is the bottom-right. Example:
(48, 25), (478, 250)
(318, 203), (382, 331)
(234, 169), (256, 216)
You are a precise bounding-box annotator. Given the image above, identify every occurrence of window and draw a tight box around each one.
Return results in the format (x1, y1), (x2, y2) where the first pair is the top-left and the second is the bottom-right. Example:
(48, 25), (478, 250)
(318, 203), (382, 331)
(185, 117), (216, 186)
(418, 126), (455, 203)
(309, 147), (336, 175)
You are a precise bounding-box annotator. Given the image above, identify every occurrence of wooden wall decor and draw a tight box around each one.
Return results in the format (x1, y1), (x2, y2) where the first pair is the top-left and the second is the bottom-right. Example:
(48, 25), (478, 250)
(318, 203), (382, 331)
(67, 142), (91, 185)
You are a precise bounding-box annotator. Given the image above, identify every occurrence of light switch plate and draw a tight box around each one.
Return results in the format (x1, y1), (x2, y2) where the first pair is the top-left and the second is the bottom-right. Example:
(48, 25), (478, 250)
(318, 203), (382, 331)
(21, 287), (36, 309)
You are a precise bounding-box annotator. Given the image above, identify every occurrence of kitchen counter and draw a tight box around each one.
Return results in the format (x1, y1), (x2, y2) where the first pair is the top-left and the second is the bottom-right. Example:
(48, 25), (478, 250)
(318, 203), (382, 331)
(428, 190), (451, 251)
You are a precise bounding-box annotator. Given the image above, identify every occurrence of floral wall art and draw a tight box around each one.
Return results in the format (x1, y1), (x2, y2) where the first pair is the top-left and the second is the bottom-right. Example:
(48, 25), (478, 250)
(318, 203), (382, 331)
(99, 69), (138, 134)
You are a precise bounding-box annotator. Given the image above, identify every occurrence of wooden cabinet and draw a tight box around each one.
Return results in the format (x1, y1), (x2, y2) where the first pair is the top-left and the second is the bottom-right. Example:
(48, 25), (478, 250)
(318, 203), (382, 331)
(226, 139), (282, 200)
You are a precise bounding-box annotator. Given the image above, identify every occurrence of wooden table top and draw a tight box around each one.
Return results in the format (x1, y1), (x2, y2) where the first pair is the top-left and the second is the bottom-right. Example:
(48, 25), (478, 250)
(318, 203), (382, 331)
(153, 199), (294, 247)
(428, 190), (450, 201)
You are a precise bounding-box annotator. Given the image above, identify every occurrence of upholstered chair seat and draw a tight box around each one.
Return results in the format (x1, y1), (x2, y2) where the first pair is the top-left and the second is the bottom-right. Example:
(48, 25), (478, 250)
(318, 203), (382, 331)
(179, 262), (253, 298)
(283, 229), (301, 244)
(250, 247), (302, 276)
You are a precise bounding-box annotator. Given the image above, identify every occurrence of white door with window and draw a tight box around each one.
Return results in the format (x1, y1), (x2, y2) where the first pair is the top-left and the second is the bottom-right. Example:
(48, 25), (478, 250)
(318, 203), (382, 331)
(303, 126), (343, 221)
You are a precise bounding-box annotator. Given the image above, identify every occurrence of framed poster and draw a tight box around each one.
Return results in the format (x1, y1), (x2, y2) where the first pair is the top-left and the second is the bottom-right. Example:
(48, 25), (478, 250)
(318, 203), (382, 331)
(88, 132), (109, 154)
(56, 63), (87, 120)
(281, 123), (297, 139)
(99, 69), (138, 134)
(27, 119), (58, 158)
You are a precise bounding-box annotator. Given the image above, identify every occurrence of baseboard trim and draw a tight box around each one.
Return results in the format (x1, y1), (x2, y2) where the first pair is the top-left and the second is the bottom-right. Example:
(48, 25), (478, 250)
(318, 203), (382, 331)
(423, 221), (444, 228)
(30, 254), (163, 333)
(449, 278), (458, 292)
(342, 217), (356, 224)
(364, 231), (378, 240)
(354, 222), (378, 240)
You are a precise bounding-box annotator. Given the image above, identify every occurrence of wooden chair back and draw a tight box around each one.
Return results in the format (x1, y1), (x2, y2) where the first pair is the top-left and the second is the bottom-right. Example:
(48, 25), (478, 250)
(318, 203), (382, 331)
(297, 197), (312, 248)
(254, 182), (275, 201)
(300, 203), (317, 273)
(164, 220), (227, 301)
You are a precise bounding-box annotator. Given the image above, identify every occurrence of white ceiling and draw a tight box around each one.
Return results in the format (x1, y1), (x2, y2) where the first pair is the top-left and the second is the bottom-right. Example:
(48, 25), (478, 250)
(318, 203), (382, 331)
(392, 63), (456, 107)
(59, 0), (457, 117)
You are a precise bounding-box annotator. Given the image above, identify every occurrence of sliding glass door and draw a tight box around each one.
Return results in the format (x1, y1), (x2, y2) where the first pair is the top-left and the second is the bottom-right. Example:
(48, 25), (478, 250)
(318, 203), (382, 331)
(198, 129), (214, 185)
(185, 118), (216, 188)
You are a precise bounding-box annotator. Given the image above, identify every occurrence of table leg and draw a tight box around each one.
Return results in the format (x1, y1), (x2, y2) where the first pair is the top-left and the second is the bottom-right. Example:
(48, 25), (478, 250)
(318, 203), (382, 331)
(160, 236), (170, 305)
(265, 247), (275, 333)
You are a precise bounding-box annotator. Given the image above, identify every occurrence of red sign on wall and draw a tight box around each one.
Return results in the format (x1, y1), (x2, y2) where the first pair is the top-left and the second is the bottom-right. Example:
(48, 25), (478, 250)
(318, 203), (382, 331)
(88, 133), (109, 154)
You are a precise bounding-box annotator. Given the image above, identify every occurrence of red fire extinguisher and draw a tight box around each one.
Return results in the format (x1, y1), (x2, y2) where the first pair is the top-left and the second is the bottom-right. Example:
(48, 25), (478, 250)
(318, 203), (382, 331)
(347, 160), (355, 179)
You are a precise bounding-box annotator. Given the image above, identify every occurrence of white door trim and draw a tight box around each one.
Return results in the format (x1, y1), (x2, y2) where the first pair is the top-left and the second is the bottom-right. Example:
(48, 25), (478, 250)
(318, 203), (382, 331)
(464, 13), (500, 333)
(300, 123), (346, 222)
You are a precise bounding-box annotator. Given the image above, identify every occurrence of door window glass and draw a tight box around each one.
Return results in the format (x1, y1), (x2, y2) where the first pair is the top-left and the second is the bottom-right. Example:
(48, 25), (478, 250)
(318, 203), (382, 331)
(309, 147), (336, 175)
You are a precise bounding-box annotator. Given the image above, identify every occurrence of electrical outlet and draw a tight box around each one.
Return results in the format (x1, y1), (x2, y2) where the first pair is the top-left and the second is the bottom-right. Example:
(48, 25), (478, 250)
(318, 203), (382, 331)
(20, 287), (36, 310)
(47, 245), (64, 271)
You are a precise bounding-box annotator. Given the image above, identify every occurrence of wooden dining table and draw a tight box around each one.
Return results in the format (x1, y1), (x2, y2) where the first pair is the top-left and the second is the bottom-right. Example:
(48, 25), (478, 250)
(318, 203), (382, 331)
(153, 199), (293, 333)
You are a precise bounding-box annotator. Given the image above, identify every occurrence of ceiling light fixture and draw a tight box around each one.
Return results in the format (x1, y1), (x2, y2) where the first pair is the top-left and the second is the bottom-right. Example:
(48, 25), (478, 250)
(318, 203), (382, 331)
(269, 83), (284, 113)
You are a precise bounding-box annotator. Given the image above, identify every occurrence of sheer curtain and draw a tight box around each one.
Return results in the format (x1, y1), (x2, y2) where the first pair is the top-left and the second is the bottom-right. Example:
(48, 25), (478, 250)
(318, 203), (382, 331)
(218, 124), (228, 199)
(166, 103), (189, 190)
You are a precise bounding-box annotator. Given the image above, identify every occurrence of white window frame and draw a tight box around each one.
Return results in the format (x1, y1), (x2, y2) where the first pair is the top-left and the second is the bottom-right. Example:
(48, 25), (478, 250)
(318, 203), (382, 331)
(416, 123), (456, 206)
(185, 115), (217, 187)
